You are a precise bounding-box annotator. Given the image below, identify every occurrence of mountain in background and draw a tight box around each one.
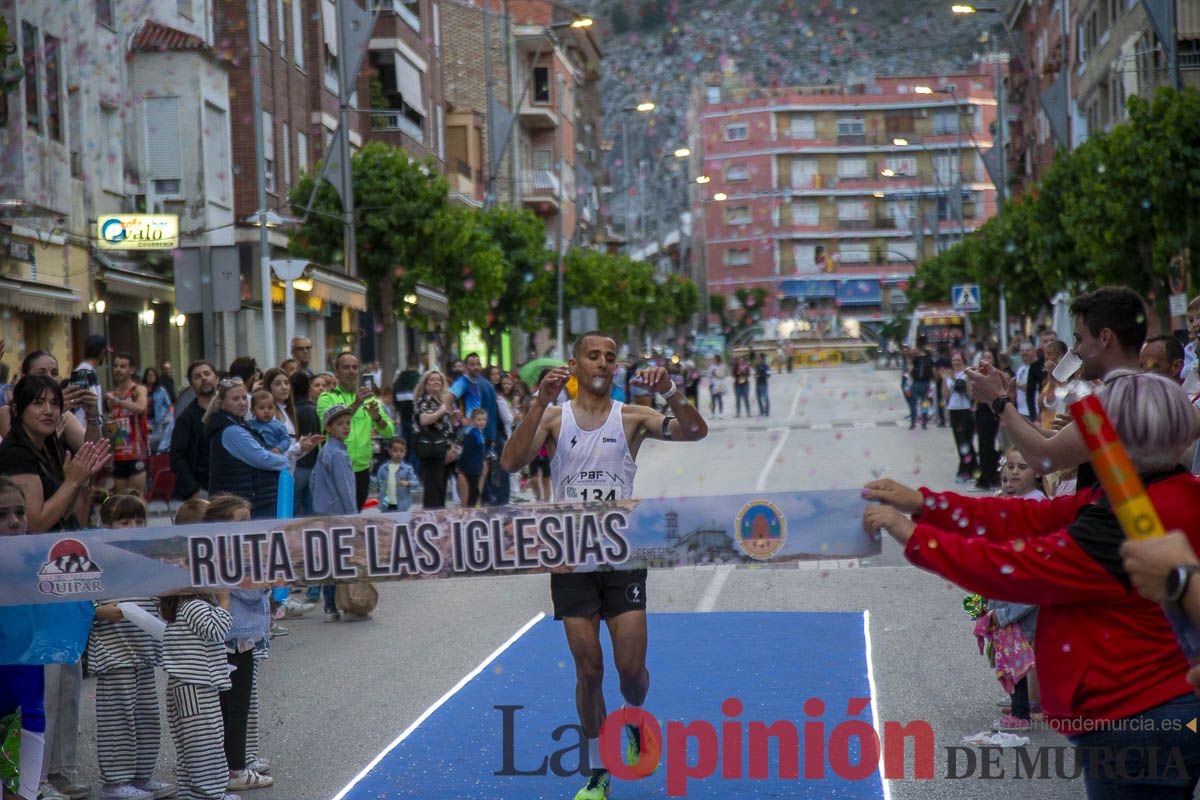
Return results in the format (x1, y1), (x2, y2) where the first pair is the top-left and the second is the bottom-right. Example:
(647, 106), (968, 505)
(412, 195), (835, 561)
(578, 0), (1001, 247)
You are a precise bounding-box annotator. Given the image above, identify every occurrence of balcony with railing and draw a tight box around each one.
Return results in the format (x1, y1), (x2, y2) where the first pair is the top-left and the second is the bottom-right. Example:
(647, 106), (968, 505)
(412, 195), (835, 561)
(523, 170), (561, 210)
(448, 160), (484, 207)
(370, 111), (425, 144)
(369, 0), (421, 31)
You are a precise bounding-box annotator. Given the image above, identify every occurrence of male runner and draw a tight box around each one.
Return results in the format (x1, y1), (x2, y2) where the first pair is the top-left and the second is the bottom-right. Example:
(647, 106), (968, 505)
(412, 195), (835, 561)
(500, 332), (707, 800)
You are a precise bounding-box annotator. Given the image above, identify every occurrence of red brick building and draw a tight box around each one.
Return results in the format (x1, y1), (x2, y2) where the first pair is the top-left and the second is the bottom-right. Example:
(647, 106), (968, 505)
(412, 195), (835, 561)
(694, 66), (1000, 327)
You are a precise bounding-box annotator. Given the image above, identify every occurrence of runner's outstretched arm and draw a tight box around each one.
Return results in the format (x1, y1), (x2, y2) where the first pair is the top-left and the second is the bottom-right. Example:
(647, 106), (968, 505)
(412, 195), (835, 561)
(632, 366), (708, 445)
(500, 368), (567, 473)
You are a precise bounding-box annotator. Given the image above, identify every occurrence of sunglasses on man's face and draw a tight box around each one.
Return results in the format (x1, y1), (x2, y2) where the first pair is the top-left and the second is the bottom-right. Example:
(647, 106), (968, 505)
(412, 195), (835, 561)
(294, 345), (312, 351)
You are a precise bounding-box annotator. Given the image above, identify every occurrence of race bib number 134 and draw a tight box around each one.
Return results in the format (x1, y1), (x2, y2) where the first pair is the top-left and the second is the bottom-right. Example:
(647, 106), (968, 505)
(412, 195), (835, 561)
(562, 484), (619, 503)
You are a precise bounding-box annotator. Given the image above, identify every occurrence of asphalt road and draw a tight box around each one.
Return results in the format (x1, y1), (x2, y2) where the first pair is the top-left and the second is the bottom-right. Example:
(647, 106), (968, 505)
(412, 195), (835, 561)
(72, 364), (1090, 799)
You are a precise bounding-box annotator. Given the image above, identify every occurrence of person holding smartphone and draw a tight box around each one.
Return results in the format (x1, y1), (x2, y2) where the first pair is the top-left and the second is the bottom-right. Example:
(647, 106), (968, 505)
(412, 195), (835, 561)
(315, 352), (394, 510)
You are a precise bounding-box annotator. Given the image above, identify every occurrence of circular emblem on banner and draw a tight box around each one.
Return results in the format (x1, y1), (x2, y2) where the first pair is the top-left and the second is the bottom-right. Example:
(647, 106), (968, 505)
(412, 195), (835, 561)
(734, 500), (787, 561)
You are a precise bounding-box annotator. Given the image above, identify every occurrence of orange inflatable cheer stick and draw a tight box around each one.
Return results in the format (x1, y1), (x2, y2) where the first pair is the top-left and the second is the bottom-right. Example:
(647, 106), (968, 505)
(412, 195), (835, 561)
(1070, 393), (1200, 661)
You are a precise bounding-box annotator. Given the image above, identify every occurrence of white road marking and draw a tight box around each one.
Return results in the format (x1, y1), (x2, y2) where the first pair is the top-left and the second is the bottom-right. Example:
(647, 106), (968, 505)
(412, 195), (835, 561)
(863, 609), (893, 800)
(755, 427), (791, 491)
(810, 423), (833, 430)
(853, 422), (877, 429)
(788, 376), (806, 421)
(329, 612), (546, 800)
(695, 564), (735, 612)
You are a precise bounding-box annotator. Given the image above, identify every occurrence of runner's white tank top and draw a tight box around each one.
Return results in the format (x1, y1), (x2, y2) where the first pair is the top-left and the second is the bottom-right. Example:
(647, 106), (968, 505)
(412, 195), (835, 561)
(551, 400), (638, 503)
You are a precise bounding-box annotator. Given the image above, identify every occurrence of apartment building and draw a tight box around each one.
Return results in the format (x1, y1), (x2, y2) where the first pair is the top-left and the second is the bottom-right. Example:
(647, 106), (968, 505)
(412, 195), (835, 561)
(695, 67), (999, 324)
(1005, 0), (1200, 199)
(440, 0), (603, 250)
(0, 0), (235, 375)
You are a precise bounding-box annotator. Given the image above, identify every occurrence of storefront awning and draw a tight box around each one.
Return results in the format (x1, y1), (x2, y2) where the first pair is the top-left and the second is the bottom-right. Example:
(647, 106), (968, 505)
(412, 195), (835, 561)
(780, 279), (837, 300)
(414, 284), (447, 318)
(0, 278), (83, 317)
(309, 267), (367, 312)
(96, 253), (175, 301)
(836, 279), (882, 306)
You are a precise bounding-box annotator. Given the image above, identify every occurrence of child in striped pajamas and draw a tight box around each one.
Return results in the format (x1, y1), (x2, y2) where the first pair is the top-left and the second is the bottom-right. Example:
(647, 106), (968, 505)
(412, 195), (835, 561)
(159, 592), (234, 800)
(89, 495), (173, 800)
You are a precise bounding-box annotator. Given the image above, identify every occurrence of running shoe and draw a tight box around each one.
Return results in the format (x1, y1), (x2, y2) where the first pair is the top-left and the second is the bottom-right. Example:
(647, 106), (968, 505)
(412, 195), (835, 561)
(573, 770), (611, 800)
(625, 722), (660, 774)
(283, 597), (316, 617)
(248, 756), (271, 774)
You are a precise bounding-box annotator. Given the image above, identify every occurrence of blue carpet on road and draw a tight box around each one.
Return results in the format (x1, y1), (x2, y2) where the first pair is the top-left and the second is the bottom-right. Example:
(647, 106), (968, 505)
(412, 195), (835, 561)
(340, 611), (884, 799)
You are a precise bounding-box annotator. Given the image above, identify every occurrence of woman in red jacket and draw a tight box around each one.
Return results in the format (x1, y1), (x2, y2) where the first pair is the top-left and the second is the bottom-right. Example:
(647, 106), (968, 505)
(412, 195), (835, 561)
(863, 370), (1200, 800)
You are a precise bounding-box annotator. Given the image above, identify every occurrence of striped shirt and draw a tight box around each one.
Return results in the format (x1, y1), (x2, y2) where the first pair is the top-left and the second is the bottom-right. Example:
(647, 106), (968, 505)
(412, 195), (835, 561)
(163, 599), (233, 690)
(86, 597), (162, 673)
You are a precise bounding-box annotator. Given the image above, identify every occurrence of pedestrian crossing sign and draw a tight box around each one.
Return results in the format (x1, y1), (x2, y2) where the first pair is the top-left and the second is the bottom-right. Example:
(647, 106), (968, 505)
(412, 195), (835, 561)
(952, 284), (981, 312)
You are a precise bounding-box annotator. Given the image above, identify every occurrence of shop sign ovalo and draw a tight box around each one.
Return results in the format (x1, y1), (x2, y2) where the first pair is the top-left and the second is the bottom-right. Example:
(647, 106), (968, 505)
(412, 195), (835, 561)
(97, 214), (179, 250)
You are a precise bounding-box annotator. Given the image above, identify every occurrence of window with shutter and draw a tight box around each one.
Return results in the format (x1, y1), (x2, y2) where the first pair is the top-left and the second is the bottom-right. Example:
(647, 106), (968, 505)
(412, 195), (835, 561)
(258, 0), (269, 44)
(262, 110), (275, 192)
(204, 103), (230, 204)
(292, 0), (305, 67)
(837, 158), (868, 179)
(789, 115), (814, 139)
(790, 202), (819, 226)
(296, 130), (308, 173)
(145, 97), (182, 196)
(889, 241), (918, 261)
(282, 122), (291, 189)
(837, 200), (868, 220)
(100, 104), (121, 191)
(277, 0), (286, 52)
(838, 242), (870, 263)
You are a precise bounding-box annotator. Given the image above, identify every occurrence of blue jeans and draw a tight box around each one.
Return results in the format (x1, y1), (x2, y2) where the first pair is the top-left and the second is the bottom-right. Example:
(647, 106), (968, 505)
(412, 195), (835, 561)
(734, 384), (751, 416)
(909, 380), (930, 425)
(755, 383), (770, 416)
(293, 465), (314, 517)
(1067, 693), (1200, 799)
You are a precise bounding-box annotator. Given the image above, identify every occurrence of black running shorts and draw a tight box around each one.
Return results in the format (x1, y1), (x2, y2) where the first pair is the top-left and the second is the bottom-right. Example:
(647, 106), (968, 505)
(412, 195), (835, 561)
(551, 569), (648, 620)
(529, 455), (551, 477)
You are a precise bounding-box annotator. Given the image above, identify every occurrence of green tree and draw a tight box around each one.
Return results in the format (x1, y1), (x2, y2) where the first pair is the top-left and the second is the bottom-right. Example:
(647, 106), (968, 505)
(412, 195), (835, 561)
(422, 205), (506, 358)
(477, 206), (555, 357)
(290, 142), (448, 380)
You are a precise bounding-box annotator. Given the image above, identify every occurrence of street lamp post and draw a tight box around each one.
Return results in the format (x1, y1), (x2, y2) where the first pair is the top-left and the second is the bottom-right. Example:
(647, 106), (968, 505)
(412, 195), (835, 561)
(247, 0), (275, 367)
(617, 103), (656, 250)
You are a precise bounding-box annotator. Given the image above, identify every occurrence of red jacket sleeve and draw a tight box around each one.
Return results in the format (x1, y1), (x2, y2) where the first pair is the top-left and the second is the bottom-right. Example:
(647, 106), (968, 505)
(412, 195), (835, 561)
(914, 487), (1096, 544)
(904, 521), (1128, 605)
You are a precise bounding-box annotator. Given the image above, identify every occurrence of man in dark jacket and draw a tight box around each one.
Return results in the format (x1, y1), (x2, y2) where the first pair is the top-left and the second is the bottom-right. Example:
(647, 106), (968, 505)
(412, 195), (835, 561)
(170, 360), (218, 500)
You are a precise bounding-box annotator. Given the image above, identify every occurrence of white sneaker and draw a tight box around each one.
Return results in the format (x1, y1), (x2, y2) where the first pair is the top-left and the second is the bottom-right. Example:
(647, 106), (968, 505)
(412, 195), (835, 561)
(247, 756), (271, 774)
(39, 783), (73, 800)
(324, 610), (340, 623)
(227, 768), (274, 791)
(99, 784), (155, 800)
(283, 597), (316, 617)
(48, 773), (90, 799)
(133, 779), (177, 799)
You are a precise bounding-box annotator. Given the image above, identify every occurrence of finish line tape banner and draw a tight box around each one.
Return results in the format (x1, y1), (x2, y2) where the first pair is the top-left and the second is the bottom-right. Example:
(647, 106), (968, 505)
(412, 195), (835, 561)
(0, 491), (877, 608)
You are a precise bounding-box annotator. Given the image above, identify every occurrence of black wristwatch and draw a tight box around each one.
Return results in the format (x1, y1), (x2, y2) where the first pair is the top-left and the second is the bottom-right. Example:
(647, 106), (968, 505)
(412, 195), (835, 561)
(1164, 564), (1200, 606)
(990, 396), (1011, 416)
